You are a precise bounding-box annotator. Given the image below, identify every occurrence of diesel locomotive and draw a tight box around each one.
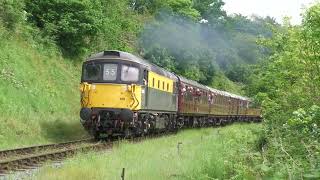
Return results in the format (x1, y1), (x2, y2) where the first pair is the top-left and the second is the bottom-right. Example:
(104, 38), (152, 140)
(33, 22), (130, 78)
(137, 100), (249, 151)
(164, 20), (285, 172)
(79, 51), (261, 138)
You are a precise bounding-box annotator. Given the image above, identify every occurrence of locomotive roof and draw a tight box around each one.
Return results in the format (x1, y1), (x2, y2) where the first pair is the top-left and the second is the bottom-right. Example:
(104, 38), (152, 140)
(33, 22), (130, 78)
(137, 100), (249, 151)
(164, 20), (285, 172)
(87, 50), (178, 80)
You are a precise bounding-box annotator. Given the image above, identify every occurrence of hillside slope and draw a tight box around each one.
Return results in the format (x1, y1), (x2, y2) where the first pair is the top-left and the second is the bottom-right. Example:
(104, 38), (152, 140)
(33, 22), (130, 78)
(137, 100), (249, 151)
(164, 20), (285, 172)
(0, 27), (87, 149)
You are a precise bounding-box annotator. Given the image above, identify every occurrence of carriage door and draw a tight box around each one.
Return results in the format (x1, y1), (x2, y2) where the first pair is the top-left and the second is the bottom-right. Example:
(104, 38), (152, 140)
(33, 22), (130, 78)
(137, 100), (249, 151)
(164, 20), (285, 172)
(142, 69), (149, 109)
(236, 99), (240, 115)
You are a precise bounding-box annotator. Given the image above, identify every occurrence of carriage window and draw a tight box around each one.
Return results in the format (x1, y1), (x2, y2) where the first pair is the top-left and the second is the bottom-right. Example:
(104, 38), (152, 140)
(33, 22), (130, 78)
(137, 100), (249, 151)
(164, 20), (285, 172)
(121, 65), (139, 82)
(103, 64), (118, 81)
(152, 78), (155, 87)
(162, 81), (165, 90)
(158, 80), (160, 88)
(167, 83), (169, 91)
(83, 63), (101, 81)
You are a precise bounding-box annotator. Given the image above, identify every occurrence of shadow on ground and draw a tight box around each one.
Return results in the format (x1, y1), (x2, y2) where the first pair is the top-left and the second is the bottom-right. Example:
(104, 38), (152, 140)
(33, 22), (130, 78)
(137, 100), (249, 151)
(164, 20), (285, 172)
(40, 119), (88, 143)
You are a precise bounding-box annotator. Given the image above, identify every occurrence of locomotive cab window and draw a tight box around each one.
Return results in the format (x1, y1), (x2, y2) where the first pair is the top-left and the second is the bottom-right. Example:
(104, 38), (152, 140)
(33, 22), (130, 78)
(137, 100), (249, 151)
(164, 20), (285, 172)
(83, 63), (101, 81)
(121, 64), (139, 82)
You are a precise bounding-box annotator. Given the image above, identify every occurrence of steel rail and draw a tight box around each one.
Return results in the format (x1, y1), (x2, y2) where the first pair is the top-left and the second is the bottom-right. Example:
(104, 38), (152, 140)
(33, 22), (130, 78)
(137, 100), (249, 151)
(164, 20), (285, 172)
(0, 132), (172, 176)
(0, 138), (94, 161)
(0, 139), (108, 175)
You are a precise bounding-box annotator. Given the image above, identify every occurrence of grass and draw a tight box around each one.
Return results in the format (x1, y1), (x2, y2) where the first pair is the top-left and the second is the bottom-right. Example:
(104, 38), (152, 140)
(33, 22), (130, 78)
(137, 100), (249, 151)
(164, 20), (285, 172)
(33, 123), (263, 180)
(0, 26), (87, 149)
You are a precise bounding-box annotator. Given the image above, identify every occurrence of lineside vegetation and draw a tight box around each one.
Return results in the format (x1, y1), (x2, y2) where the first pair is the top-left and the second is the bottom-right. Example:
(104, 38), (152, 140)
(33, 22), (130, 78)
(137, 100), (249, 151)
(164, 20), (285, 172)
(34, 124), (263, 180)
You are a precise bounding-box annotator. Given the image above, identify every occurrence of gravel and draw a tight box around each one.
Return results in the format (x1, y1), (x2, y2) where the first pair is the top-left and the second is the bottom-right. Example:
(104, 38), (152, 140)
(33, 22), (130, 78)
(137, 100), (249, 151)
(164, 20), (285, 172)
(0, 161), (64, 180)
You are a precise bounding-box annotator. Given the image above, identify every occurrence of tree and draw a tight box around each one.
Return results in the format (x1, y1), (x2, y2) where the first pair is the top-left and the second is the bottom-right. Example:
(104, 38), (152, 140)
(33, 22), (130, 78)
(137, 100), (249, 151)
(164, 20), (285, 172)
(130, 0), (168, 14)
(25, 0), (103, 57)
(193, 0), (227, 29)
(301, 4), (320, 102)
(130, 0), (200, 19)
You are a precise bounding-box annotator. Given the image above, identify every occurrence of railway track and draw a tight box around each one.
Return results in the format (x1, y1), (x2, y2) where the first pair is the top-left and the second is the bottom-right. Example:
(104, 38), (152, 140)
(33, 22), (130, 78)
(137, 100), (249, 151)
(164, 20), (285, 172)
(0, 139), (111, 176)
(0, 132), (172, 176)
(0, 123), (251, 176)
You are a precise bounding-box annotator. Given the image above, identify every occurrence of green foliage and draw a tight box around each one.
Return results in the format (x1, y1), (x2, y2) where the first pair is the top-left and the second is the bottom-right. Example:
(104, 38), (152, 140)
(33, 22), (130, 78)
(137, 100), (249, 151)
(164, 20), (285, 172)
(194, 0), (227, 28)
(0, 0), (25, 30)
(301, 4), (320, 102)
(0, 23), (86, 149)
(33, 124), (263, 180)
(93, 0), (143, 53)
(166, 0), (200, 19)
(228, 14), (276, 37)
(245, 3), (320, 178)
(211, 72), (244, 94)
(248, 10), (320, 113)
(25, 0), (143, 57)
(131, 0), (200, 19)
(25, 0), (103, 57)
(226, 64), (251, 83)
(143, 46), (177, 72)
(287, 105), (320, 137)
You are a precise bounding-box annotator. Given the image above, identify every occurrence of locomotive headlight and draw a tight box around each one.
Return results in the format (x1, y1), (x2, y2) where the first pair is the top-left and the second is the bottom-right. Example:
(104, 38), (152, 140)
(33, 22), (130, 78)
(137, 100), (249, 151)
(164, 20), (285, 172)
(80, 82), (91, 92)
(80, 83), (86, 93)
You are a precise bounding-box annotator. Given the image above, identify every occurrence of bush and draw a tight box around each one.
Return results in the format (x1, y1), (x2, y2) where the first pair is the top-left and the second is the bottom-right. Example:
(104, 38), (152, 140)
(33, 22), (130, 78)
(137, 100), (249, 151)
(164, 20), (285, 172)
(286, 105), (320, 137)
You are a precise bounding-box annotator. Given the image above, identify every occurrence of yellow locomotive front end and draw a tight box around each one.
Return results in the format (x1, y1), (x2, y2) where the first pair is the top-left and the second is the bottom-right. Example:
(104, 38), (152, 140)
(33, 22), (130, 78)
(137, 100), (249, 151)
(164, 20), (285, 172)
(80, 81), (142, 110)
(80, 51), (145, 138)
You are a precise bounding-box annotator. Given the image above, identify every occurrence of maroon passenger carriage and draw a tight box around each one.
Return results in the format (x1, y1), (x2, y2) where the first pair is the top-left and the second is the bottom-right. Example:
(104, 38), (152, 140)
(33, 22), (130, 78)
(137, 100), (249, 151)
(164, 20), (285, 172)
(176, 76), (261, 128)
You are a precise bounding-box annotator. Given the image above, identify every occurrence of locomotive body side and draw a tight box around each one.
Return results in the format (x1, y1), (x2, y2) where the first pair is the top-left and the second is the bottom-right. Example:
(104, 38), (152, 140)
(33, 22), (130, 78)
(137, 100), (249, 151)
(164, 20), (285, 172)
(144, 71), (177, 113)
